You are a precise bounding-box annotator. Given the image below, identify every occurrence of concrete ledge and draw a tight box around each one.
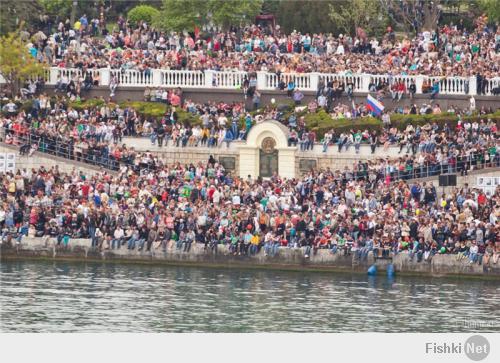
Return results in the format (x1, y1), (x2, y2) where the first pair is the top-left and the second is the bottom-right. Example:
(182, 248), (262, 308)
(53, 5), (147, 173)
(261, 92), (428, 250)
(43, 85), (500, 109)
(392, 253), (500, 277)
(122, 136), (400, 158)
(2, 239), (499, 278)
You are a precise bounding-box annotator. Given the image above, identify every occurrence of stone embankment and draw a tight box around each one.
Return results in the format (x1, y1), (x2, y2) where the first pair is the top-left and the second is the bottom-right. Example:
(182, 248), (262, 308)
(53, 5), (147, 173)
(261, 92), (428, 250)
(2, 237), (499, 278)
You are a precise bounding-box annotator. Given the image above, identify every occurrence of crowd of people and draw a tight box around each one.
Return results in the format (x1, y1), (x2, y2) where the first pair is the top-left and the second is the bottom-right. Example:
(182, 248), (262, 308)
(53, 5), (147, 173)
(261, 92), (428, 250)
(0, 158), (498, 266)
(1, 90), (498, 179)
(1, 11), (499, 264)
(24, 11), (499, 82)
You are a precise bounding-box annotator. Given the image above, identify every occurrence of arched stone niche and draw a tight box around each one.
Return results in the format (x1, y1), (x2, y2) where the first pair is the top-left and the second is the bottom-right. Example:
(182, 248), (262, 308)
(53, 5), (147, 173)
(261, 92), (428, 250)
(238, 120), (296, 179)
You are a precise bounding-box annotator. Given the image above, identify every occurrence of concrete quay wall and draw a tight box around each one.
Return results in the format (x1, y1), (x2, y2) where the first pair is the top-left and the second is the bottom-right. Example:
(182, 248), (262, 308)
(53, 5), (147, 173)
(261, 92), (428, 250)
(2, 237), (499, 278)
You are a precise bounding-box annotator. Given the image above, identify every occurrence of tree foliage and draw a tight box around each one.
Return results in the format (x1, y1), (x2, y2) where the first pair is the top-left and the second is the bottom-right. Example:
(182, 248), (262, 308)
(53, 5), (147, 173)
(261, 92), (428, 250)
(38, 0), (162, 22)
(127, 4), (160, 26)
(0, 0), (44, 34)
(155, 0), (263, 32)
(329, 0), (388, 36)
(380, 0), (442, 33)
(210, 0), (263, 30)
(154, 0), (203, 32)
(477, 0), (500, 23)
(0, 32), (48, 96)
(39, 0), (74, 17)
(268, 0), (340, 34)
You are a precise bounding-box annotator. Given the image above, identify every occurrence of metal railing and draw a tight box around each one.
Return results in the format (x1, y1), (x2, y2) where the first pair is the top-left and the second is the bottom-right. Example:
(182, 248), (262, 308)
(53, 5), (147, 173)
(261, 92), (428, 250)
(346, 156), (500, 183)
(3, 128), (498, 182)
(5, 130), (126, 172)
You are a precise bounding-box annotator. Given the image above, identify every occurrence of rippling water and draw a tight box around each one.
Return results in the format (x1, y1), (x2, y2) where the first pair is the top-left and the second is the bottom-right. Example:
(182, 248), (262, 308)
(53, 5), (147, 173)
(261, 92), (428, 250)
(1, 260), (499, 332)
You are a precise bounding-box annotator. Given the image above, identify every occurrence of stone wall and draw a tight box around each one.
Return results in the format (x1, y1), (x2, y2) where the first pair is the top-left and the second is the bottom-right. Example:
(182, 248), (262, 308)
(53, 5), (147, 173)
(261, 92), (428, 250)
(44, 85), (500, 110)
(2, 238), (499, 278)
(424, 169), (500, 189)
(2, 138), (497, 184)
(124, 138), (240, 173)
(122, 136), (401, 174)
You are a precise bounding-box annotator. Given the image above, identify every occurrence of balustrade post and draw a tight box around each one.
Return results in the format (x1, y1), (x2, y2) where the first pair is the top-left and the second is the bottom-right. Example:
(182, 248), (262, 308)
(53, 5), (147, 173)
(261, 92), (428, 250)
(256, 71), (268, 90)
(415, 75), (424, 94)
(468, 76), (477, 96)
(100, 68), (110, 86)
(309, 72), (319, 92)
(360, 74), (370, 93)
(49, 67), (59, 85)
(204, 70), (215, 87)
(152, 69), (163, 86)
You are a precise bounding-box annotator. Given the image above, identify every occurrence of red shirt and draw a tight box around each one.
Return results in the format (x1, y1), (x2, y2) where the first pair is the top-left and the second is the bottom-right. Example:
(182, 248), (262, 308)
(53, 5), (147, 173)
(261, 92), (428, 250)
(81, 184), (90, 198)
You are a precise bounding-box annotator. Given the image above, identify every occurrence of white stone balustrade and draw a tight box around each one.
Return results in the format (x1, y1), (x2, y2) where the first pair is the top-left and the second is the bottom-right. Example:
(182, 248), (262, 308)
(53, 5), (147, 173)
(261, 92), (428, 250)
(0, 67), (499, 96)
(161, 69), (205, 88)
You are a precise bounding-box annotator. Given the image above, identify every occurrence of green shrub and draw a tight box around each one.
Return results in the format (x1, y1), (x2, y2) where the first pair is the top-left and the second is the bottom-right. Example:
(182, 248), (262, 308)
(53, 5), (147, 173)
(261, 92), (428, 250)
(119, 101), (201, 126)
(69, 98), (105, 111)
(120, 101), (167, 118)
(178, 109), (201, 126)
(390, 112), (500, 130)
(127, 5), (160, 26)
(304, 110), (382, 138)
(10, 98), (500, 135)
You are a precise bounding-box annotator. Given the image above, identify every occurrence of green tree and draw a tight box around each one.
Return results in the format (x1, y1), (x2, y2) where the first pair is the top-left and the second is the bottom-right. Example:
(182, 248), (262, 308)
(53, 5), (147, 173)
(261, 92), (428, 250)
(127, 4), (160, 26)
(270, 0), (340, 34)
(380, 0), (442, 33)
(329, 0), (387, 36)
(39, 0), (74, 17)
(39, 0), (95, 21)
(209, 0), (263, 30)
(154, 0), (206, 32)
(155, 0), (263, 32)
(0, 0), (43, 34)
(39, 0), (134, 22)
(477, 0), (500, 23)
(0, 32), (48, 97)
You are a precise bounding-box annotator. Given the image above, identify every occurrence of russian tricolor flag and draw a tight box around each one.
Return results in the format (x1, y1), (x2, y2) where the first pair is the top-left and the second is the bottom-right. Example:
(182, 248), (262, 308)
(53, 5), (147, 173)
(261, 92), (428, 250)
(366, 94), (385, 115)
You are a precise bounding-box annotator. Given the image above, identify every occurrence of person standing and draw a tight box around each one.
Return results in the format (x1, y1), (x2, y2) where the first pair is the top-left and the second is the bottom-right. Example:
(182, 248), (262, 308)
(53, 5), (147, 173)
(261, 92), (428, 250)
(252, 90), (261, 110)
(369, 131), (378, 154)
(109, 74), (118, 98)
(469, 96), (476, 113)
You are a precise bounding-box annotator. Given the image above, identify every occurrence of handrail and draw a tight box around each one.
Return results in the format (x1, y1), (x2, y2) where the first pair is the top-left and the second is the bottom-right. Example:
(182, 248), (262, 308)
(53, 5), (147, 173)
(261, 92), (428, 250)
(3, 127), (498, 182)
(3, 130), (132, 172)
